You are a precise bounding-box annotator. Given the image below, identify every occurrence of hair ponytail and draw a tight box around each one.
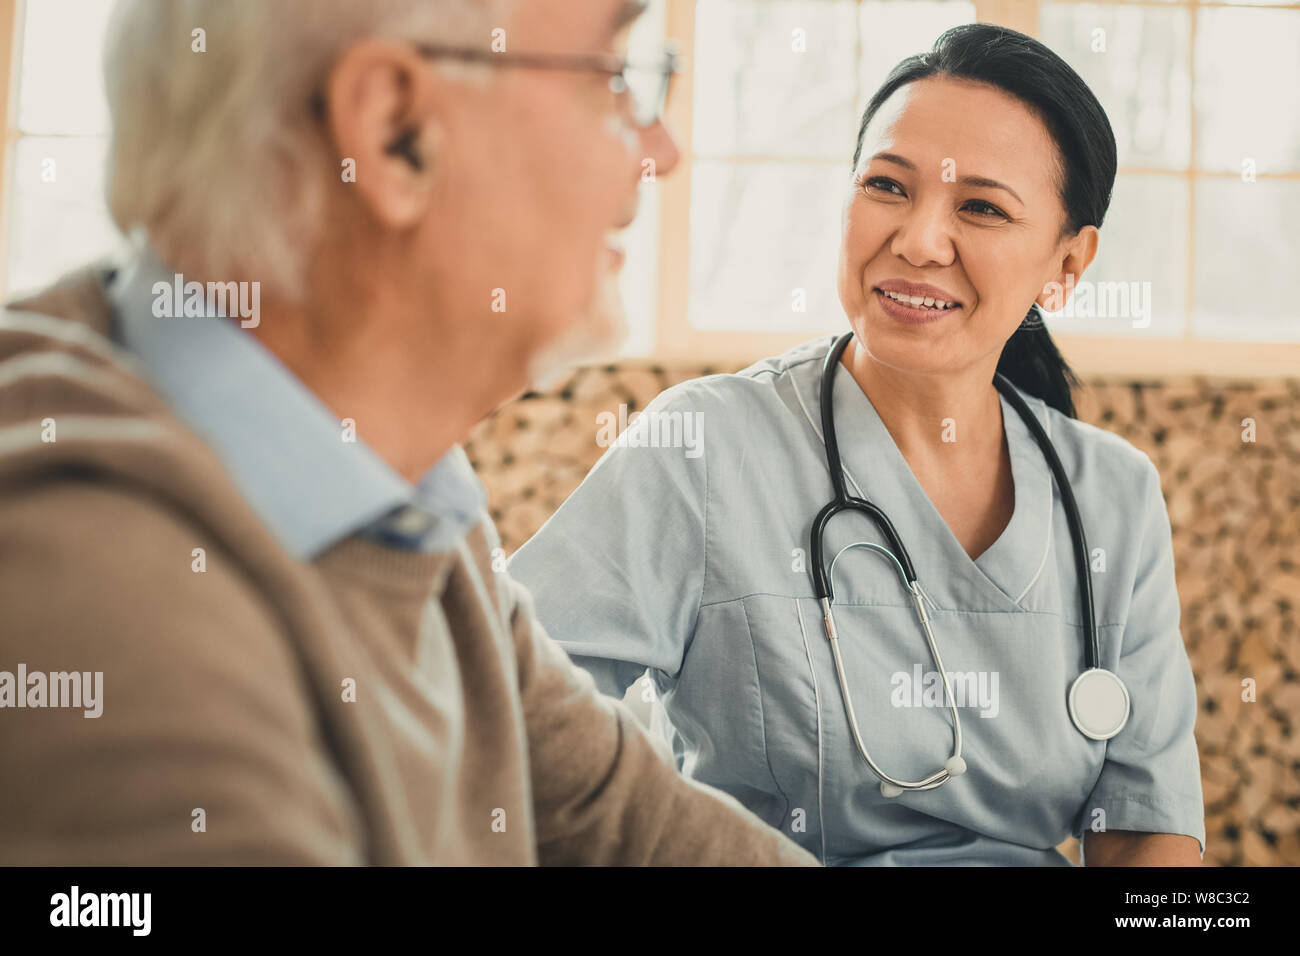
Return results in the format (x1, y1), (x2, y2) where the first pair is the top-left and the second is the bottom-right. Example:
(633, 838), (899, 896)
(997, 306), (1080, 418)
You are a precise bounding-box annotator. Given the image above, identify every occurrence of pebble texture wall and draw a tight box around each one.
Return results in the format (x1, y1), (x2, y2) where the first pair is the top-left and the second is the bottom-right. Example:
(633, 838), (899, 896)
(466, 362), (1300, 866)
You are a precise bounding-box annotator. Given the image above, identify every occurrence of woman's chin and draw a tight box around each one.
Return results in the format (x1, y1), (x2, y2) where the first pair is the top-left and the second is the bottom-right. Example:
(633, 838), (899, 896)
(854, 324), (961, 376)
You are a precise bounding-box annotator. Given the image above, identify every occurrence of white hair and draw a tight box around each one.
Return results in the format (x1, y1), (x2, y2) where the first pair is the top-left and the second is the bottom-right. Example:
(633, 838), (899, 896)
(103, 0), (507, 299)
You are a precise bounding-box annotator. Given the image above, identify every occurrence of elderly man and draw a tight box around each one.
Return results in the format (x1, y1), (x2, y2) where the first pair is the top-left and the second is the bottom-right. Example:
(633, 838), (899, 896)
(0, 0), (819, 865)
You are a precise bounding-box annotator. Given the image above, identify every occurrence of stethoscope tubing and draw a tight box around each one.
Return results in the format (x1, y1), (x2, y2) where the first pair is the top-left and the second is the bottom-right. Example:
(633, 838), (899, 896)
(814, 331), (1098, 666)
(989, 376), (1099, 671)
(811, 330), (1105, 795)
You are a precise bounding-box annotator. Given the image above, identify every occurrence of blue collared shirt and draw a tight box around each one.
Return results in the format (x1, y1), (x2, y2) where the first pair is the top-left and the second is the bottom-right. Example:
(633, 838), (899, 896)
(104, 243), (486, 560)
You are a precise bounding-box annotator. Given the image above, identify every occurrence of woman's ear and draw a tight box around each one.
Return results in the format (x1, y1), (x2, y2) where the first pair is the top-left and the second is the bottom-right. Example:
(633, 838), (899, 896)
(1037, 224), (1099, 310)
(324, 38), (444, 229)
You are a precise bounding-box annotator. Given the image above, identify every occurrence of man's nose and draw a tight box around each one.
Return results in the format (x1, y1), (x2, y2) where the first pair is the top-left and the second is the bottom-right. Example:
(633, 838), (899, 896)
(639, 118), (681, 179)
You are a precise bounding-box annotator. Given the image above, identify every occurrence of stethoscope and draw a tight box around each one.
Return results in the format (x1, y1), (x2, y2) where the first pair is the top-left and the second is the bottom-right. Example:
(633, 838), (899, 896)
(810, 331), (1131, 798)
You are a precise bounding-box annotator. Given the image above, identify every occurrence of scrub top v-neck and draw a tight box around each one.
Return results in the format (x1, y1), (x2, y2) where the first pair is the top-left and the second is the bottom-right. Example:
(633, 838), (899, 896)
(508, 334), (1206, 865)
(820, 339), (1055, 612)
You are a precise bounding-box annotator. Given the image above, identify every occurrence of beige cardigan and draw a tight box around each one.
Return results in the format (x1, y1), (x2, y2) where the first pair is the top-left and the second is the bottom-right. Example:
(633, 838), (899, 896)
(0, 266), (819, 866)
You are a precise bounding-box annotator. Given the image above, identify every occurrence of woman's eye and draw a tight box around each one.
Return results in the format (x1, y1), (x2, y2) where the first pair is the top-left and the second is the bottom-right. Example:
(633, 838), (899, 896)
(963, 199), (1008, 219)
(861, 176), (904, 197)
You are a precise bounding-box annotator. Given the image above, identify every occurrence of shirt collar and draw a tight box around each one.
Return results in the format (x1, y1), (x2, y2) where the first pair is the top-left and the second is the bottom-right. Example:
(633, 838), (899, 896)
(105, 240), (485, 559)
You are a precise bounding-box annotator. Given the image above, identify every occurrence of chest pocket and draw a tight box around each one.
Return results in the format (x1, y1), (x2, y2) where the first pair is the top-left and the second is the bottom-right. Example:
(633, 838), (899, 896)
(790, 596), (1106, 839)
(660, 595), (822, 833)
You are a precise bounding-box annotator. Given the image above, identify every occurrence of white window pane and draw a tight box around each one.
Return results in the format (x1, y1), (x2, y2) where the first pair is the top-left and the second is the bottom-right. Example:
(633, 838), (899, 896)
(1041, 174), (1187, 338)
(1039, 2), (1191, 170)
(6, 137), (121, 297)
(629, 0), (667, 55)
(617, 0), (668, 356)
(17, 0), (115, 135)
(688, 161), (844, 333)
(693, 0), (860, 159)
(1193, 179), (1300, 341)
(1195, 8), (1300, 173)
(857, 0), (976, 118)
(616, 179), (661, 356)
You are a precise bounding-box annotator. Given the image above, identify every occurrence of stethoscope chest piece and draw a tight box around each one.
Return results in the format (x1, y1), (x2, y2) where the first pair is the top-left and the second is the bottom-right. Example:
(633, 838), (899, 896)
(1068, 668), (1130, 741)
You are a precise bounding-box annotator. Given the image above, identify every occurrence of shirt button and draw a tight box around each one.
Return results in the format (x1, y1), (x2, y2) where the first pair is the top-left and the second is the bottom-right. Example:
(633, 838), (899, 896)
(390, 505), (436, 536)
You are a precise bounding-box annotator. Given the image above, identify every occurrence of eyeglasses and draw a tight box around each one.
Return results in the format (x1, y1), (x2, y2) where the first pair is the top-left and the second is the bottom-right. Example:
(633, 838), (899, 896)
(411, 41), (683, 128)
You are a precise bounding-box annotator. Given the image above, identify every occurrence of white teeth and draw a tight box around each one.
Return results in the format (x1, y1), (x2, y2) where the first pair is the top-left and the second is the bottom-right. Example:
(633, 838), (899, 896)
(882, 289), (956, 310)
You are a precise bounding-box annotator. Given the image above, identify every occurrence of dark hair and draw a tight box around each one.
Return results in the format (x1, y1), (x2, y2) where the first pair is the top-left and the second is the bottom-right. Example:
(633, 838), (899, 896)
(852, 23), (1117, 418)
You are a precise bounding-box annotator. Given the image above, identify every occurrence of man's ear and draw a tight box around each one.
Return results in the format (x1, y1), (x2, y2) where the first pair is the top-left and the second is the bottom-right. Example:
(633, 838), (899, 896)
(324, 39), (444, 229)
(1037, 224), (1099, 310)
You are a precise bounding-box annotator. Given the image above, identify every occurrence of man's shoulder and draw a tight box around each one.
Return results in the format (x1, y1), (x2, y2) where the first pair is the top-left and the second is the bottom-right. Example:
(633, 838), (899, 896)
(0, 478), (280, 628)
(3, 261), (119, 342)
(0, 476), (365, 865)
(0, 475), (321, 727)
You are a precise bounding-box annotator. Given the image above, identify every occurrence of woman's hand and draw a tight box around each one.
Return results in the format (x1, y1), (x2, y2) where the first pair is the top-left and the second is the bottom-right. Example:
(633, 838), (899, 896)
(1085, 830), (1203, 866)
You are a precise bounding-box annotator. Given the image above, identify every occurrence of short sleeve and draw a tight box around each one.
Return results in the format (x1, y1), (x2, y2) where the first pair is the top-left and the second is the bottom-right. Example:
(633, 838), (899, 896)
(507, 388), (708, 699)
(1075, 459), (1207, 860)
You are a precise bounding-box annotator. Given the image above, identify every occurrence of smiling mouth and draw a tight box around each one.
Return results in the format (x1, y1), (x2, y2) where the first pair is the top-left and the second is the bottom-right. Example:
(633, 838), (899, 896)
(875, 288), (961, 311)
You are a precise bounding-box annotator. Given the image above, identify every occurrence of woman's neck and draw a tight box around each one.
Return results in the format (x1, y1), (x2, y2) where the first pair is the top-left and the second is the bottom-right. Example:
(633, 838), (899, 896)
(840, 336), (1004, 462)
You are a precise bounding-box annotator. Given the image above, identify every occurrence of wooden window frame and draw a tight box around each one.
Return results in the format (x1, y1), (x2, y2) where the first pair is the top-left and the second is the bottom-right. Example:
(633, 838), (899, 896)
(1, 0), (1297, 377)
(0, 0), (21, 301)
(654, 0), (1300, 376)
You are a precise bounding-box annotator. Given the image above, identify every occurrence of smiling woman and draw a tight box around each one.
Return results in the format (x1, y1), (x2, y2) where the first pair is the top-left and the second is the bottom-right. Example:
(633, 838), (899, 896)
(509, 21), (1207, 867)
(841, 27), (1116, 420)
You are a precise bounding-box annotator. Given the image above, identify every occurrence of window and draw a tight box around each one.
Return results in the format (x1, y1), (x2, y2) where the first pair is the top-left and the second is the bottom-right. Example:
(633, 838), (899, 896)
(651, 0), (1300, 374)
(0, 0), (119, 300)
(1038, 0), (1300, 347)
(2, 0), (1297, 375)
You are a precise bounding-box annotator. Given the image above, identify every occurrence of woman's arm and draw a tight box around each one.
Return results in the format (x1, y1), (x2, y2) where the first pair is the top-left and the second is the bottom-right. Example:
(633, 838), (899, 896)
(508, 387), (709, 699)
(1072, 455), (1207, 862)
(1085, 830), (1202, 866)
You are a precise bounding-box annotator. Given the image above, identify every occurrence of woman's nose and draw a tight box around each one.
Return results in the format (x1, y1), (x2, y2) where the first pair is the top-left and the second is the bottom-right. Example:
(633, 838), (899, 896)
(890, 205), (956, 268)
(639, 118), (681, 179)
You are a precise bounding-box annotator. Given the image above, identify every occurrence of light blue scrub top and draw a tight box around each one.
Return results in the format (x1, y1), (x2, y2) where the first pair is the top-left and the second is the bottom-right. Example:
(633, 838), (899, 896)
(508, 334), (1207, 866)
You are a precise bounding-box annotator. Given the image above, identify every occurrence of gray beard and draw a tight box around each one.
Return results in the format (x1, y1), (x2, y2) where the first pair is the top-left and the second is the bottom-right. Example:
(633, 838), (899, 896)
(524, 260), (627, 392)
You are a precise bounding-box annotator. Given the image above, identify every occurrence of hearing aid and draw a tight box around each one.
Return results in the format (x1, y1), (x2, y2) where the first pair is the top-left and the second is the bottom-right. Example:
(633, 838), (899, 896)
(385, 128), (424, 171)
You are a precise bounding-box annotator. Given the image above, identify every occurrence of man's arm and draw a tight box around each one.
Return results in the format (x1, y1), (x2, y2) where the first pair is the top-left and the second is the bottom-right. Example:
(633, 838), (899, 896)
(0, 481), (363, 864)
